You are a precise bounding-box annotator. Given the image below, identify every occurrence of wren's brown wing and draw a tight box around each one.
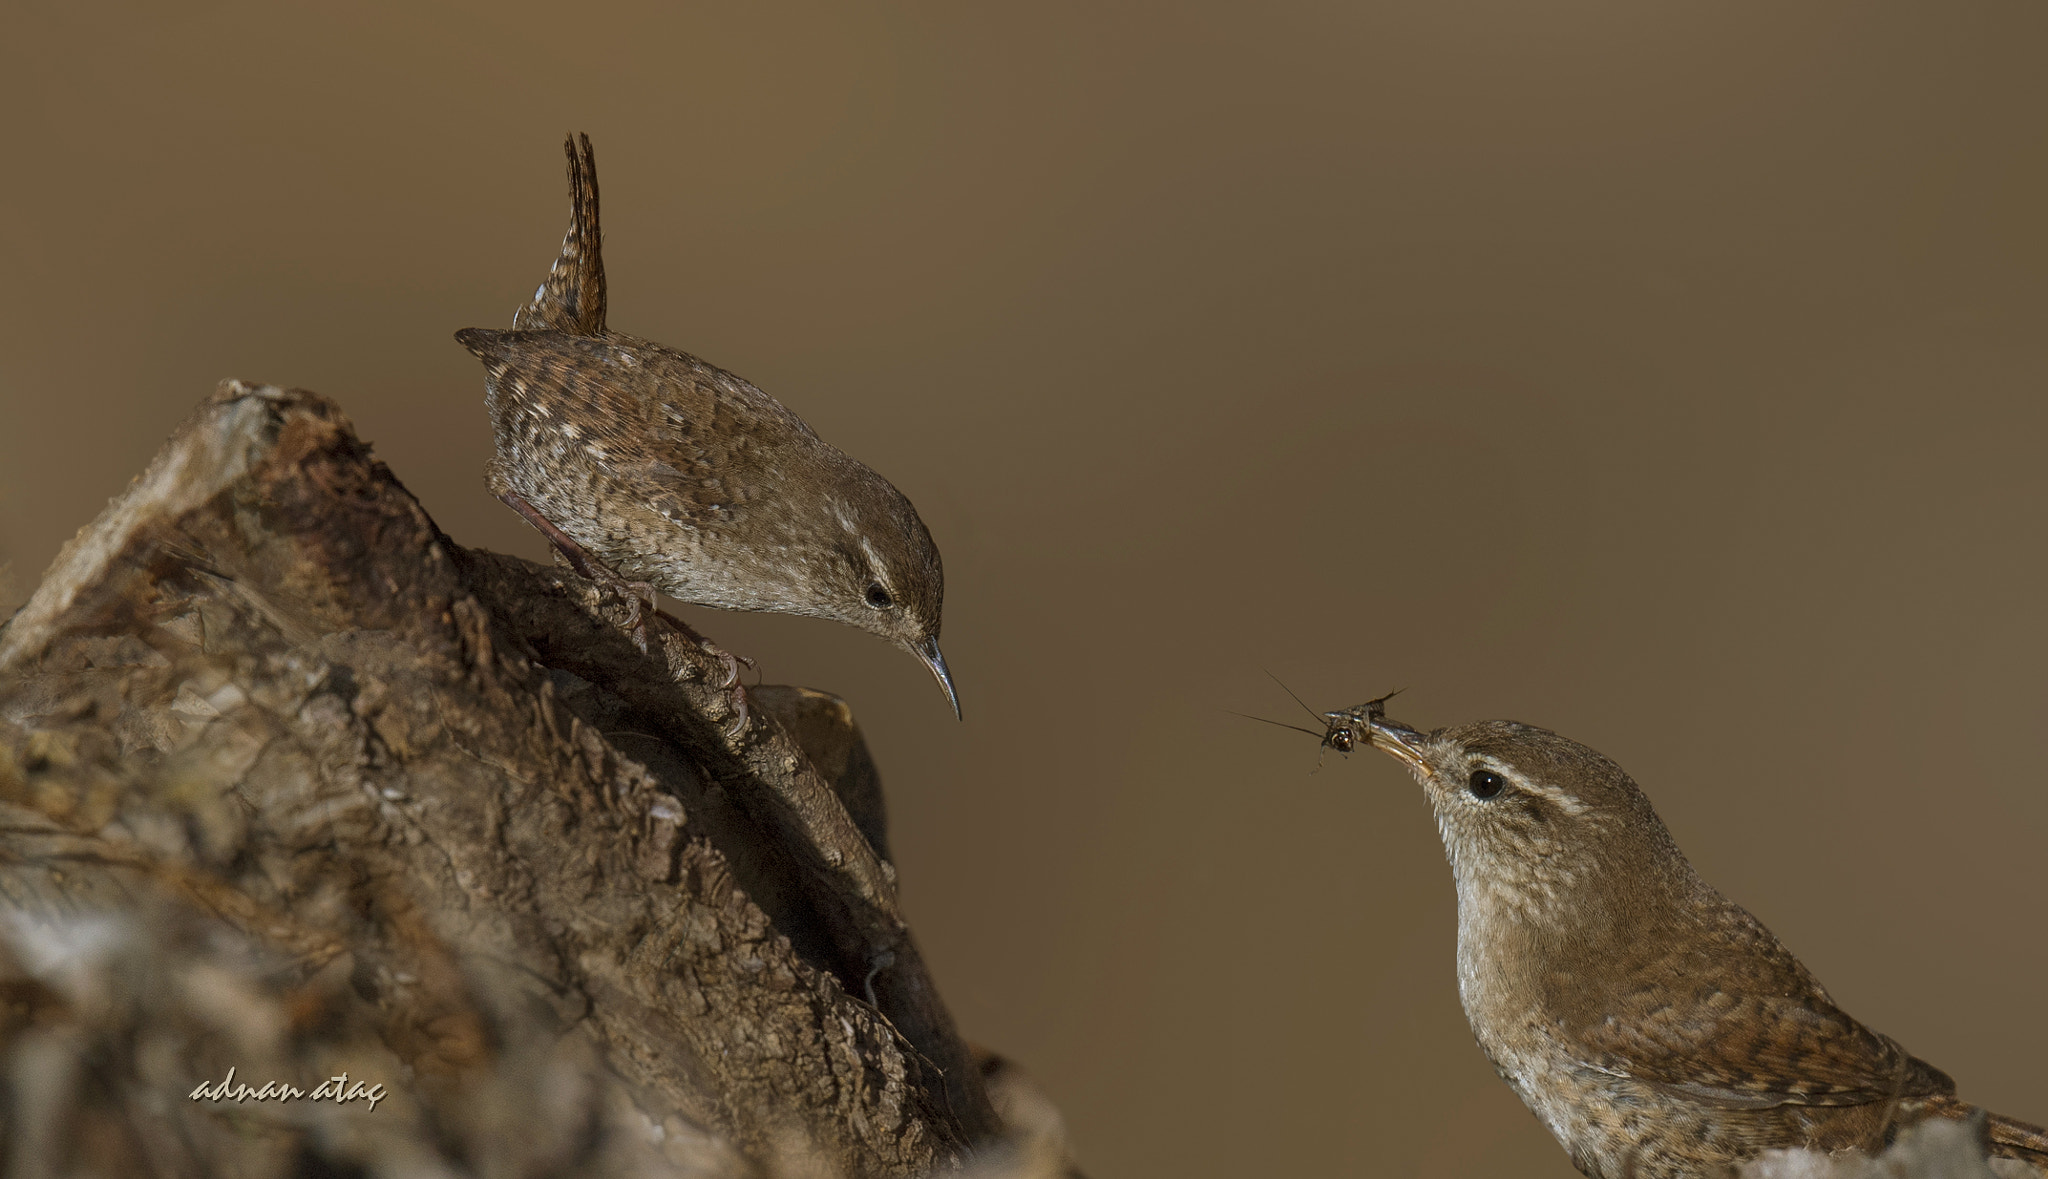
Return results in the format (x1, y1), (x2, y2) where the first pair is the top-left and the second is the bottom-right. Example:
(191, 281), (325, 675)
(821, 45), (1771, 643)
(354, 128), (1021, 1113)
(1571, 894), (1956, 1110)
(1986, 1112), (2048, 1167)
(512, 134), (607, 336)
(458, 327), (815, 531)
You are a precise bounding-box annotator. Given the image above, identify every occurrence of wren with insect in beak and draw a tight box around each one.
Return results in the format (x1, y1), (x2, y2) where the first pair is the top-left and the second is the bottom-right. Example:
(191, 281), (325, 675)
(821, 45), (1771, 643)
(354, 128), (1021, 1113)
(1303, 700), (2048, 1178)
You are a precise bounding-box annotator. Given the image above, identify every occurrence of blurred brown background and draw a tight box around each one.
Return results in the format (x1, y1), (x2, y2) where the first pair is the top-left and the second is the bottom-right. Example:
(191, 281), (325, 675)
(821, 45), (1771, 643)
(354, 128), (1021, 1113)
(3, 2), (2044, 1174)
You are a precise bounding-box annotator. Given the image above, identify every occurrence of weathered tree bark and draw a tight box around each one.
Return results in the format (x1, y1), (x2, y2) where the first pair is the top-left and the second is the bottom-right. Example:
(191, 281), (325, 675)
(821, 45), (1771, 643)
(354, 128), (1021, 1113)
(0, 382), (1070, 1179)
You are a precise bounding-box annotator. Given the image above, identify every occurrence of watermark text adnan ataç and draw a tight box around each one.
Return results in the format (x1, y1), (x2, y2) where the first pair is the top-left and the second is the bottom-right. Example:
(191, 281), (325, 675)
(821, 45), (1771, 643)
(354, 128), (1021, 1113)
(189, 1066), (385, 1112)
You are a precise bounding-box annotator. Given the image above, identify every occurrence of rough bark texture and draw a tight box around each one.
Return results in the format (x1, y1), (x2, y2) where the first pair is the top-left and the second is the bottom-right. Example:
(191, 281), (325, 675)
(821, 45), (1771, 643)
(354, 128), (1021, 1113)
(0, 382), (1072, 1179)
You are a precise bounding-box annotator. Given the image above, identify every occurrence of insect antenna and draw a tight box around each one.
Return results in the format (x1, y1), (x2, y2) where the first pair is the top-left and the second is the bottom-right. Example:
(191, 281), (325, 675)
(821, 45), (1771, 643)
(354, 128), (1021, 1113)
(1264, 670), (1327, 725)
(1228, 710), (1329, 740)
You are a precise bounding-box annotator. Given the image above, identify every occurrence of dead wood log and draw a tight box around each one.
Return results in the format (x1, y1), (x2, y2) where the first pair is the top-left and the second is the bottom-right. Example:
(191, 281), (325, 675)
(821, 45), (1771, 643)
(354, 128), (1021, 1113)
(0, 382), (1065, 1178)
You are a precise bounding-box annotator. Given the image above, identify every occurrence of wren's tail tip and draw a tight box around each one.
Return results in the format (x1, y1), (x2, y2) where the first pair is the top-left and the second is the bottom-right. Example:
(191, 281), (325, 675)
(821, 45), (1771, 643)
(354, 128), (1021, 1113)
(453, 326), (507, 357)
(512, 131), (606, 335)
(562, 132), (595, 181)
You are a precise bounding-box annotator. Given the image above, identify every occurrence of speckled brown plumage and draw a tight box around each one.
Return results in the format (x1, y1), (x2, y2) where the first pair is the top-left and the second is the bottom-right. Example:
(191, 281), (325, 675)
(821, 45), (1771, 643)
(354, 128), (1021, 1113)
(457, 135), (957, 716)
(1320, 705), (2048, 1178)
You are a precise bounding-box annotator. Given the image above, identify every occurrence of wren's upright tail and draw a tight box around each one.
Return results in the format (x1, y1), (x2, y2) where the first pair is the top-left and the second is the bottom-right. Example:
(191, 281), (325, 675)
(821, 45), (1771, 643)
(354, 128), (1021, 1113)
(512, 133), (607, 336)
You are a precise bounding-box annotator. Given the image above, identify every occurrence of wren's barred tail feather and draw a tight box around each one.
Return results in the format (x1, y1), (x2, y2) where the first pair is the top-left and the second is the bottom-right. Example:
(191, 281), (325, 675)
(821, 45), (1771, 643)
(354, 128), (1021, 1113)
(513, 133), (606, 336)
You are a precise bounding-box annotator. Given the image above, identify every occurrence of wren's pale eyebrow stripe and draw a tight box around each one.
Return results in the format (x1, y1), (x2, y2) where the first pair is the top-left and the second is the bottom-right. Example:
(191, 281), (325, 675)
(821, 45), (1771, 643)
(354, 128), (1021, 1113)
(1474, 759), (1590, 815)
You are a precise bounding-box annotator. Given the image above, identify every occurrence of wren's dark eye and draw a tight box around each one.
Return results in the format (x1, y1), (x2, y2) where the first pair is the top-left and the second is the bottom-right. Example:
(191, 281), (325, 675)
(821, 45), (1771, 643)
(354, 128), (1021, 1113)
(865, 583), (894, 609)
(1468, 769), (1506, 799)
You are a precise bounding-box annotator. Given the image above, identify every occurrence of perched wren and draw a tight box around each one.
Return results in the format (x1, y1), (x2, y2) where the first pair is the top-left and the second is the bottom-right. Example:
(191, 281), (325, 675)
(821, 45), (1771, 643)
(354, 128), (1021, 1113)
(1317, 700), (2048, 1178)
(456, 136), (959, 717)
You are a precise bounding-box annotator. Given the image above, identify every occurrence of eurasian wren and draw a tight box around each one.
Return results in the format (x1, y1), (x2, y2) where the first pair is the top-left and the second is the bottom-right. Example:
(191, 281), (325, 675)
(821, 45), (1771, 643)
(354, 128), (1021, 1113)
(456, 135), (958, 717)
(1319, 702), (2047, 1178)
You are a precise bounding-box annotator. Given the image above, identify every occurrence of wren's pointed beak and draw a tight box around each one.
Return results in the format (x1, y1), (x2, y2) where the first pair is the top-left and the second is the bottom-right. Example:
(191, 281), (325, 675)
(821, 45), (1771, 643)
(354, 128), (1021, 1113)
(1348, 710), (1431, 775)
(916, 636), (961, 720)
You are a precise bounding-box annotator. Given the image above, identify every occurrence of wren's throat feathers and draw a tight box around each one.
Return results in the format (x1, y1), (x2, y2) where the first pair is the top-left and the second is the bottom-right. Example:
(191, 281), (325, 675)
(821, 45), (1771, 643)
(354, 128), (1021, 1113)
(456, 134), (959, 716)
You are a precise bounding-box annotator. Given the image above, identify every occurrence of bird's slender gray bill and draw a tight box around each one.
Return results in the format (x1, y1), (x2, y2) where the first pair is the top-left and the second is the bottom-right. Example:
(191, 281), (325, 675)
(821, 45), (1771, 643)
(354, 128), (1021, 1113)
(917, 637), (961, 720)
(1363, 714), (1429, 772)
